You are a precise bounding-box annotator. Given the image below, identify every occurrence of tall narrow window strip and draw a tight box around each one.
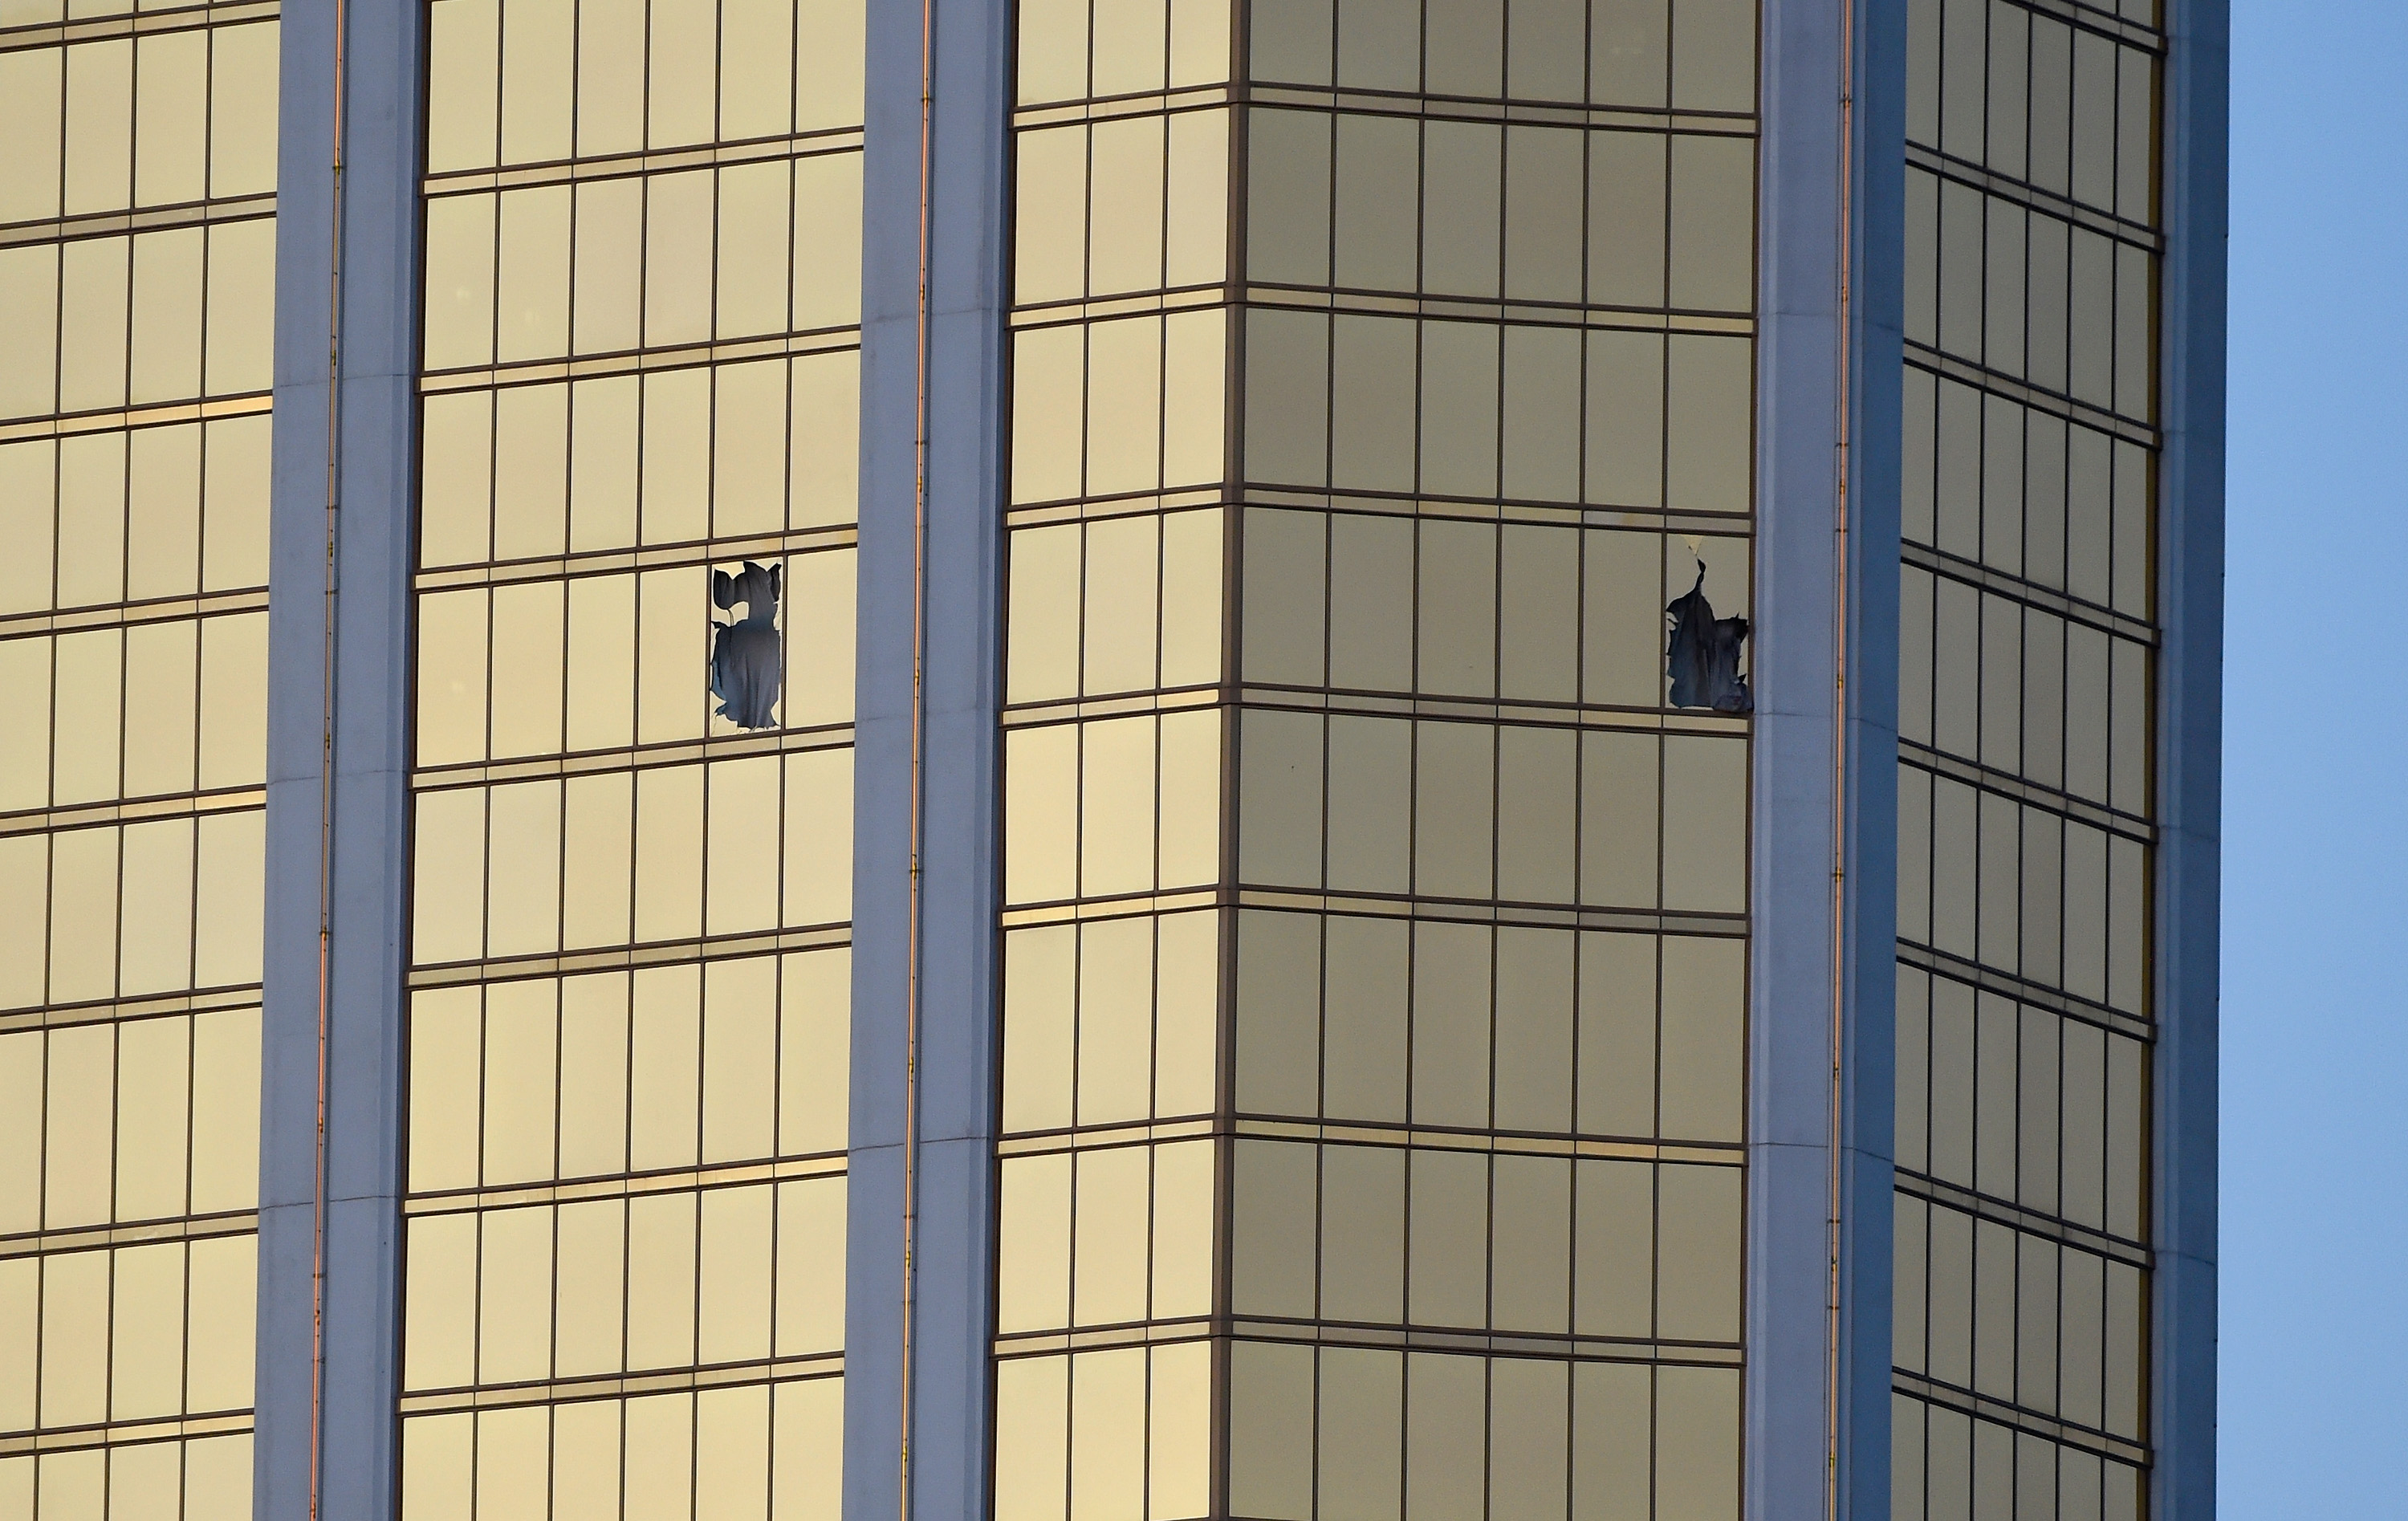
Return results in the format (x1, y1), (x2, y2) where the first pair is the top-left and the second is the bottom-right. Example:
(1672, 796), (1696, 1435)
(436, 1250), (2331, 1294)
(1893, 1), (2162, 1515)
(396, 3), (867, 1515)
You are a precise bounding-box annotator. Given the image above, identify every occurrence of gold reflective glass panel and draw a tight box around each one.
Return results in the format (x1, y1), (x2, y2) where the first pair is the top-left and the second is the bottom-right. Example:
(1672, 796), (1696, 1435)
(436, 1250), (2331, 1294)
(0, 6), (278, 1507)
(401, 2), (866, 1512)
(998, 0), (1756, 1514)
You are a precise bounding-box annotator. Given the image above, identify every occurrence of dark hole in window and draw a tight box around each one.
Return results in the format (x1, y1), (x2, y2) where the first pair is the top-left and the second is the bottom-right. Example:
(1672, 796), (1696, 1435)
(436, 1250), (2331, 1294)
(710, 559), (784, 730)
(1666, 561), (1752, 714)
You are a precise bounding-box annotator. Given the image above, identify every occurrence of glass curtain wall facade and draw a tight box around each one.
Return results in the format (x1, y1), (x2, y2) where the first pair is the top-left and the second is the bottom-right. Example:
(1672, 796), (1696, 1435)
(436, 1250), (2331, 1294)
(995, 1), (1762, 1516)
(0, 0), (277, 1514)
(0, 0), (2221, 1515)
(1889, 1), (2163, 1517)
(392, 0), (865, 1515)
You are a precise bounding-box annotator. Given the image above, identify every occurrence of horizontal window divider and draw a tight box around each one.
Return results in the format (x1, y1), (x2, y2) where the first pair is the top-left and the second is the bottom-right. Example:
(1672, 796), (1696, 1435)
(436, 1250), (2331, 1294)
(0, 787), (266, 840)
(1895, 940), (2153, 1040)
(1007, 284), (1231, 328)
(1011, 85), (1235, 129)
(1899, 743), (2154, 843)
(1224, 1317), (1745, 1366)
(1902, 540), (2158, 645)
(404, 924), (852, 990)
(996, 1119), (1743, 1167)
(1890, 1373), (2151, 1470)
(994, 887), (1746, 937)
(0, 0), (275, 52)
(0, 585), (270, 644)
(1000, 685), (1223, 727)
(418, 329), (862, 397)
(1903, 348), (2158, 448)
(1230, 686), (1750, 737)
(988, 1319), (1742, 1366)
(1987, 0), (2166, 52)
(1003, 483), (1755, 534)
(409, 726), (853, 791)
(404, 1153), (848, 1218)
(1223, 486), (1754, 535)
(0, 192), (277, 250)
(1003, 487), (1230, 527)
(414, 525), (857, 592)
(397, 1353), (844, 1417)
(990, 1321), (1216, 1358)
(420, 128), (865, 197)
(0, 985), (259, 1037)
(0, 391), (270, 446)
(1229, 889), (1747, 939)
(1240, 286), (1756, 335)
(1906, 144), (2161, 250)
(1239, 85), (1757, 138)
(1229, 1118), (1741, 1165)
(993, 1117), (1220, 1156)
(0, 1210), (258, 1262)
(995, 889), (1224, 927)
(1893, 1171), (2152, 1269)
(0, 1411), (252, 1459)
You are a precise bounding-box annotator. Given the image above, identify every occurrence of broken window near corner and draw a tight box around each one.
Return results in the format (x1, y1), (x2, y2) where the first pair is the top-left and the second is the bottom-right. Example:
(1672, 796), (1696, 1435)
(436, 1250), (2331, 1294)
(1666, 554), (1752, 714)
(710, 559), (784, 730)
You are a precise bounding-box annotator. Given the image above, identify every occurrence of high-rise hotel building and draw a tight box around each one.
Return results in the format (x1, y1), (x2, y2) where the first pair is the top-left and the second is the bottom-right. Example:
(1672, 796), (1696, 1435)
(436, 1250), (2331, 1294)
(0, 0), (2222, 1516)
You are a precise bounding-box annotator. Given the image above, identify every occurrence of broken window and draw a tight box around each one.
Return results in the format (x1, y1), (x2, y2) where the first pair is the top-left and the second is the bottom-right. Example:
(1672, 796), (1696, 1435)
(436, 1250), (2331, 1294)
(710, 560), (784, 730)
(1666, 562), (1752, 714)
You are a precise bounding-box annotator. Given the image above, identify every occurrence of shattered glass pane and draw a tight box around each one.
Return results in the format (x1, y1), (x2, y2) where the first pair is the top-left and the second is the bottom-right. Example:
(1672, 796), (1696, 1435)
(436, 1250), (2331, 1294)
(1666, 563), (1752, 714)
(710, 559), (784, 730)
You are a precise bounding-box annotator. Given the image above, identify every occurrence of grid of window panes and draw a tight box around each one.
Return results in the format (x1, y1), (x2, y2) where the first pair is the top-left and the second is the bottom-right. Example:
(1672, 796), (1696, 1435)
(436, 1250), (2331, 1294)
(0, 0), (275, 1514)
(398, 0), (862, 1515)
(1892, 2), (2160, 1518)
(995, 2), (1755, 1517)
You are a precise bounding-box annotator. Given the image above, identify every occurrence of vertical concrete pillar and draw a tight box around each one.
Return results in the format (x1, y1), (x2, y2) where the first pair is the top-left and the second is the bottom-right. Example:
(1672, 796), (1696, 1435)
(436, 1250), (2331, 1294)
(848, 0), (1013, 1518)
(1748, 3), (1904, 1516)
(256, 0), (424, 1515)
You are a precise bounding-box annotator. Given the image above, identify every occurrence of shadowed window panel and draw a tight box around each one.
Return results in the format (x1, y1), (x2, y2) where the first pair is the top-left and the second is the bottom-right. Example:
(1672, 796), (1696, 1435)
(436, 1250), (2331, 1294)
(1895, 0), (2160, 1504)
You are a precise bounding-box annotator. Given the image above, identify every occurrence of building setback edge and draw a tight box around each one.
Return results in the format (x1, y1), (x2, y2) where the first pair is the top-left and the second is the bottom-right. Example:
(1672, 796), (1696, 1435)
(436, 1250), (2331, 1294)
(2151, 1), (2227, 1515)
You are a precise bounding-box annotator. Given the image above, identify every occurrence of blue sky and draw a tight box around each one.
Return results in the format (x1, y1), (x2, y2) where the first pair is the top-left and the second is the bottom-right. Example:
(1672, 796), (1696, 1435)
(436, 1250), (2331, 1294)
(2219, 1), (2408, 1509)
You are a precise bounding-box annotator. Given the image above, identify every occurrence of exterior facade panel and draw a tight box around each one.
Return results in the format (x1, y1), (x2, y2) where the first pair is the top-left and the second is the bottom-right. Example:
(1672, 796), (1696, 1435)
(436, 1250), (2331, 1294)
(1889, 2), (2169, 1516)
(1, 1), (279, 1513)
(393, 0), (866, 1515)
(0, 1), (2219, 1519)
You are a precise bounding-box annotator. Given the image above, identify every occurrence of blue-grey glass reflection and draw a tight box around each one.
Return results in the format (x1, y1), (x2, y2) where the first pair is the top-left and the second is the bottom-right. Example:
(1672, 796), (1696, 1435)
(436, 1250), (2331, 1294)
(711, 560), (784, 730)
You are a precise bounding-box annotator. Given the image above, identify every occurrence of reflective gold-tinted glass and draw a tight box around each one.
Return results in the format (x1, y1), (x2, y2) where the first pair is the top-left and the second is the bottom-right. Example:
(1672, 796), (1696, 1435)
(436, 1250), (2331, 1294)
(0, 5), (277, 1511)
(999, 0), (1756, 1513)
(1894, 1), (2158, 1515)
(401, 1), (865, 1511)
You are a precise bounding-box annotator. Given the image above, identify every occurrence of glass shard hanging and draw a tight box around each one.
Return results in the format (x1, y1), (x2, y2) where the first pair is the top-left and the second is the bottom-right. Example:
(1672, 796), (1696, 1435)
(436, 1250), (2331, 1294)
(710, 559), (785, 730)
(1666, 562), (1753, 714)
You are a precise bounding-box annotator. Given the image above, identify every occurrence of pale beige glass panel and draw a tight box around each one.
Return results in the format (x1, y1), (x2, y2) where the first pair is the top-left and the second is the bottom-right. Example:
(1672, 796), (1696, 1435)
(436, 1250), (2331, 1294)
(401, 2), (864, 1518)
(417, 356), (863, 565)
(1893, 2), (2158, 1518)
(994, 4), (1251, 1520)
(0, 415), (271, 620)
(0, 12), (279, 1517)
(413, 551), (857, 768)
